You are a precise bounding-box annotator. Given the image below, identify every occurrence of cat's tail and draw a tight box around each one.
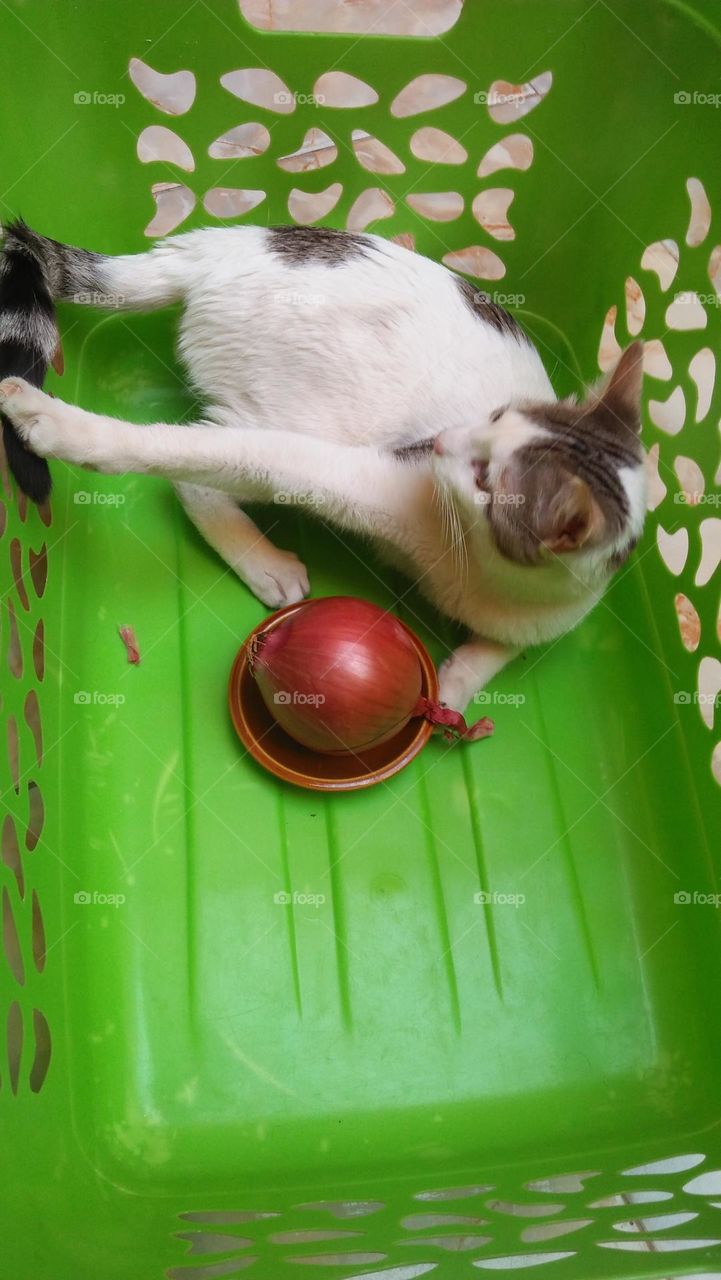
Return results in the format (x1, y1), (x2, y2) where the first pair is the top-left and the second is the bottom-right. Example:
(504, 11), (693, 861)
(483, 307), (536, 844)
(0, 220), (184, 501)
(0, 221), (62, 502)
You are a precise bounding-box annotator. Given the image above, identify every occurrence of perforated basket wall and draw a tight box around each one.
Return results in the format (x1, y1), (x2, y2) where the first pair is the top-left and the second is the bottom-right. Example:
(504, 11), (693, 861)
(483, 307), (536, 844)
(2, 2), (721, 1278)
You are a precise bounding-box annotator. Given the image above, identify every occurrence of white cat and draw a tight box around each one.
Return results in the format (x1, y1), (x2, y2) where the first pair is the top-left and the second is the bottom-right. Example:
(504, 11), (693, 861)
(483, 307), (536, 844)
(0, 221), (646, 710)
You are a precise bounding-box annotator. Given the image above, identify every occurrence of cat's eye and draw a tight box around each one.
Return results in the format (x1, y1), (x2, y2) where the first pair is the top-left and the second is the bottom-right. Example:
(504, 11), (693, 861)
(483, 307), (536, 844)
(489, 406), (506, 423)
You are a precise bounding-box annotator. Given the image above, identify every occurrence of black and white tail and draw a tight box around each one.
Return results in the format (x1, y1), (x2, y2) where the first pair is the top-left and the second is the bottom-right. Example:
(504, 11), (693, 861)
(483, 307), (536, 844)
(0, 219), (182, 502)
(0, 222), (61, 502)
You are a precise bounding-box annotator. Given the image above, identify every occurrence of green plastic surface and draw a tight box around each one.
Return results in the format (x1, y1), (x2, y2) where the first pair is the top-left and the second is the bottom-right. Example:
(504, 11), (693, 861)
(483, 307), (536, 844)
(1, 2), (721, 1278)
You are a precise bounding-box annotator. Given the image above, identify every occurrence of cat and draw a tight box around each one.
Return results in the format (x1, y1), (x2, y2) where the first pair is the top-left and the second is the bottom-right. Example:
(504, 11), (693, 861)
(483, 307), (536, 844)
(0, 220), (646, 711)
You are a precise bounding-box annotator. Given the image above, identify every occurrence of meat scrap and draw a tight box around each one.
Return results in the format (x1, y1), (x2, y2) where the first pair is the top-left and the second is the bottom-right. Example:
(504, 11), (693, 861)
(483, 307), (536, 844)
(118, 625), (141, 665)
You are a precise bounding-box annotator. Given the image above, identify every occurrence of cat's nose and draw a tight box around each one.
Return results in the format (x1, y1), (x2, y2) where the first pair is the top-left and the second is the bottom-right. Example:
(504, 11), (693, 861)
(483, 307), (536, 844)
(433, 435), (444, 456)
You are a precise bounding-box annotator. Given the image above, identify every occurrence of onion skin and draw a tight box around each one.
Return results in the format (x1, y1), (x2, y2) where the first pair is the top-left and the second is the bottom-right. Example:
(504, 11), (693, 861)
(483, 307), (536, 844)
(249, 597), (423, 754)
(415, 696), (494, 742)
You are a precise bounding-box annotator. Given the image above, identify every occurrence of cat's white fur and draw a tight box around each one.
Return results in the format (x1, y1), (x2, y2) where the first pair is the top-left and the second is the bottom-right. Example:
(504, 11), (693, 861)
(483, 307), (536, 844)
(0, 227), (646, 710)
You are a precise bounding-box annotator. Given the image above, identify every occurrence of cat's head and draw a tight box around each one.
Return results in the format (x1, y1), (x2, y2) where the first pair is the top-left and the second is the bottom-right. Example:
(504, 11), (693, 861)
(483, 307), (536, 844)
(433, 342), (646, 570)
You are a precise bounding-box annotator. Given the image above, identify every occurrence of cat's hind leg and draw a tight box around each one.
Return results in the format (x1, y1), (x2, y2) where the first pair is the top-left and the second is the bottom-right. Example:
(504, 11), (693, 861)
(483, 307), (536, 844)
(176, 482), (309, 608)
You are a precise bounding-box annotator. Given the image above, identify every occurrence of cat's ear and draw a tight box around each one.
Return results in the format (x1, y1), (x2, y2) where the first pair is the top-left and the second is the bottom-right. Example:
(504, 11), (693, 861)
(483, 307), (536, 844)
(540, 472), (605, 555)
(593, 341), (644, 432)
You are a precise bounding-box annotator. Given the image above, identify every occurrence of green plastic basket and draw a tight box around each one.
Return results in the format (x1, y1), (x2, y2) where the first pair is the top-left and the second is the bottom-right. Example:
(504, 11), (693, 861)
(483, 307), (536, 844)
(2, 1), (721, 1277)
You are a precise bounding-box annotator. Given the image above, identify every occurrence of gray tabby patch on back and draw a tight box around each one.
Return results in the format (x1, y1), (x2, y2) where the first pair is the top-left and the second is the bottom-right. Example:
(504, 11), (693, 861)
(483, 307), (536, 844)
(455, 276), (529, 345)
(267, 225), (373, 267)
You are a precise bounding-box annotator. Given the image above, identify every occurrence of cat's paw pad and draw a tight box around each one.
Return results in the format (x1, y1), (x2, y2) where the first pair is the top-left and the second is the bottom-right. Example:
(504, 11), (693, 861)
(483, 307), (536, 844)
(0, 379), (77, 459)
(0, 377), (30, 402)
(243, 550), (310, 609)
(0, 377), (49, 435)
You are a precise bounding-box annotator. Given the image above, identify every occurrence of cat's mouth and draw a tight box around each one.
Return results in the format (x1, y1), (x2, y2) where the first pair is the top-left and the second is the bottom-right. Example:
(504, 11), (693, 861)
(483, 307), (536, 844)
(472, 459), (490, 492)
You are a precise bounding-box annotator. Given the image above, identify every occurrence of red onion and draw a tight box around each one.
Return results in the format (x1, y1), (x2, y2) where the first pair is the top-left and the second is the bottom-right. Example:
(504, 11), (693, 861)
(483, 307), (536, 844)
(248, 597), (494, 754)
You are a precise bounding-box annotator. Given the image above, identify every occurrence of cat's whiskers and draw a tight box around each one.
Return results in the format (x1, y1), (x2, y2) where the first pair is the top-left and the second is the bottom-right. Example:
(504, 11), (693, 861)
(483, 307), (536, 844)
(434, 483), (468, 585)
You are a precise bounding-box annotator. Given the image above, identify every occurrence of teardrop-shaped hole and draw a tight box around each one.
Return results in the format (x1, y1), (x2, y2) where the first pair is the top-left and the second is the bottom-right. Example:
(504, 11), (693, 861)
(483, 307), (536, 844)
(145, 183), (196, 237)
(649, 386), (686, 435)
(2, 815), (23, 897)
(137, 126), (195, 171)
(665, 291), (707, 331)
(442, 247), (505, 280)
(29, 544), (47, 598)
(410, 127), (466, 165)
(640, 239), (678, 291)
(347, 188), (395, 231)
(32, 619), (44, 682)
(478, 133), (533, 177)
(675, 593), (701, 652)
(688, 347), (715, 422)
(314, 71), (378, 109)
(10, 538), (29, 611)
(657, 524), (689, 575)
(472, 188), (515, 240)
(288, 183), (343, 225)
(209, 122), (271, 160)
(351, 131), (405, 175)
(485, 71), (552, 124)
(277, 128), (336, 172)
(407, 191), (463, 222)
(598, 305), (621, 372)
(220, 68), (296, 114)
(697, 518), (721, 588)
(391, 74), (465, 118)
(29, 1008), (51, 1093)
(686, 177), (711, 247)
(644, 443), (667, 512)
(237, 0), (463, 36)
(31, 890), (45, 972)
(644, 339), (672, 380)
(625, 277), (645, 335)
(203, 188), (266, 219)
(129, 58), (196, 115)
(24, 690), (42, 767)
(26, 781), (44, 852)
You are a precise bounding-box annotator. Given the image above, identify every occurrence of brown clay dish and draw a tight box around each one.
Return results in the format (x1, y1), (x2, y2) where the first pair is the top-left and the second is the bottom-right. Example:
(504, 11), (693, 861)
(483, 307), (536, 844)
(228, 600), (438, 791)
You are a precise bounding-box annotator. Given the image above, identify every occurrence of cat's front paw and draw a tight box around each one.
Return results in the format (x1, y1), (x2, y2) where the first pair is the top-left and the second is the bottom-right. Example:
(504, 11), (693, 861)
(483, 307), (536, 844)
(438, 654), (475, 713)
(0, 378), (97, 465)
(242, 548), (310, 609)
